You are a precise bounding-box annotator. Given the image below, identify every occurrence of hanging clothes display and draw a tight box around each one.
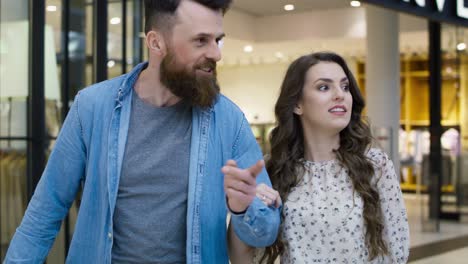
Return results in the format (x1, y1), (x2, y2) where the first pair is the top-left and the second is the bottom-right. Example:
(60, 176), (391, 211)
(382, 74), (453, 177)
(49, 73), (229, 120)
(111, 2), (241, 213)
(441, 128), (461, 157)
(0, 98), (62, 259)
(0, 152), (27, 258)
(0, 98), (28, 259)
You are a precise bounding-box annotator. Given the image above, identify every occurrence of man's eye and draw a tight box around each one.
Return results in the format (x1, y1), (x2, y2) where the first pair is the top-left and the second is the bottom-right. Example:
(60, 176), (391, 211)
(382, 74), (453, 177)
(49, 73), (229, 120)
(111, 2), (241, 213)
(217, 38), (224, 48)
(196, 38), (207, 45)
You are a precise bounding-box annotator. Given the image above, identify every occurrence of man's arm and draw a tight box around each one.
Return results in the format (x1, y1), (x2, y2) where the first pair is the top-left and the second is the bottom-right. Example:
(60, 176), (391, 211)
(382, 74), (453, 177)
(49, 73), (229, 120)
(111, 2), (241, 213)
(227, 183), (281, 263)
(223, 116), (280, 247)
(4, 93), (87, 263)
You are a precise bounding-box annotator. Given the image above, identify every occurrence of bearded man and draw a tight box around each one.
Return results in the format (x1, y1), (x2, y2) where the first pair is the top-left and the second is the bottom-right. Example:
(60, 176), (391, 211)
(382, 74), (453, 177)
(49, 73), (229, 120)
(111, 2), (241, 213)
(4, 1), (280, 263)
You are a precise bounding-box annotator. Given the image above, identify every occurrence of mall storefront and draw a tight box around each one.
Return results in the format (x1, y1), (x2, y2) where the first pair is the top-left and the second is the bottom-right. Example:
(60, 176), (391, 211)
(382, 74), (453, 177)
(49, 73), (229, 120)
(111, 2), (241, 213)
(361, 0), (468, 228)
(0, 0), (144, 261)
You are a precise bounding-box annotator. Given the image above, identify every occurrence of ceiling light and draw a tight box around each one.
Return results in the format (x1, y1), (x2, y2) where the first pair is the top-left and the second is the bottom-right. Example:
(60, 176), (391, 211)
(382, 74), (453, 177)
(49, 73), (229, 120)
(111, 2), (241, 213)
(350, 1), (361, 7)
(275, 52), (284, 58)
(284, 4), (295, 11)
(107, 60), (116, 68)
(457, 42), (466, 51)
(110, 17), (121, 25)
(243, 45), (253, 53)
(46, 5), (57, 12)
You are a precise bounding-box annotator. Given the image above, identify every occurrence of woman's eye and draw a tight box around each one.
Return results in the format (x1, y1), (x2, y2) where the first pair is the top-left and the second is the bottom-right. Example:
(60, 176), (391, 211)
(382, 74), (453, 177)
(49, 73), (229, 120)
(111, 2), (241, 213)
(342, 84), (350, 91)
(318, 85), (328, 91)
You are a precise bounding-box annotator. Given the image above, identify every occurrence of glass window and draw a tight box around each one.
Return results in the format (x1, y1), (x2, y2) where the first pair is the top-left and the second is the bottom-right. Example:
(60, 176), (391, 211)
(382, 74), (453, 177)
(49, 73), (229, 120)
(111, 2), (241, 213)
(108, 0), (138, 78)
(0, 0), (30, 259)
(45, 0), (62, 137)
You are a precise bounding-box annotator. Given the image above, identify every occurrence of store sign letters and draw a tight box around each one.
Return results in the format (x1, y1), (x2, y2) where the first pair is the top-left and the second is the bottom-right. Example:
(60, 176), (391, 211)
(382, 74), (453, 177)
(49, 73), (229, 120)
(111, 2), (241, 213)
(401, 0), (468, 19)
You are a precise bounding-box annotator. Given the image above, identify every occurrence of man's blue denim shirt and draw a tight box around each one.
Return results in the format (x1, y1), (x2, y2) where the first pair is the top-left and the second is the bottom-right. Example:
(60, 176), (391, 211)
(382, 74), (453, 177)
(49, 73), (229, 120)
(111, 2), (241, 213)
(4, 62), (280, 263)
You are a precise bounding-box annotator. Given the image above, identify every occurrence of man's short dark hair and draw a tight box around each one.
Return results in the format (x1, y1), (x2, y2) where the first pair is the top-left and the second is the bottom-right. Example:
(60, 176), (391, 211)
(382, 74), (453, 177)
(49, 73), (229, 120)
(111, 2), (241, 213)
(144, 0), (232, 34)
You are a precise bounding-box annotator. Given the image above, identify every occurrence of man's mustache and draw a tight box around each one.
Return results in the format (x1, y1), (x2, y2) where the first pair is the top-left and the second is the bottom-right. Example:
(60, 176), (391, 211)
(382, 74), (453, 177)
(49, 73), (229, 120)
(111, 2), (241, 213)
(196, 60), (217, 71)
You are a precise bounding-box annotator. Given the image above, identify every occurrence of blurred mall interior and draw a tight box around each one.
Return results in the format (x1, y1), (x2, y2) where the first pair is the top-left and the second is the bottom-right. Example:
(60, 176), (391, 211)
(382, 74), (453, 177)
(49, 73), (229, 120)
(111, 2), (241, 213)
(1, 0), (468, 263)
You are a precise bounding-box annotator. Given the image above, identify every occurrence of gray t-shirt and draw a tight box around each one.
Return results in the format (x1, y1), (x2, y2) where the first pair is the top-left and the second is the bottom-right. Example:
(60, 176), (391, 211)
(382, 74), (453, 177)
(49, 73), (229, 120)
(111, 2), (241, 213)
(112, 89), (192, 263)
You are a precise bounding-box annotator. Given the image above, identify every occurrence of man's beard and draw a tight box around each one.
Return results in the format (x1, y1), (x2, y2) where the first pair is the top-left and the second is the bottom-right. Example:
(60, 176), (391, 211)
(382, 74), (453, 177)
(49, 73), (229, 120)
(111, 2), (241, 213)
(160, 52), (220, 108)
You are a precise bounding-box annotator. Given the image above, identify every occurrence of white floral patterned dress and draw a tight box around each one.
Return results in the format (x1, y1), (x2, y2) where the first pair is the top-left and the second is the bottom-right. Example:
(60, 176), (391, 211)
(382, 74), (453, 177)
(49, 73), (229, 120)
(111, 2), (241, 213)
(255, 148), (409, 264)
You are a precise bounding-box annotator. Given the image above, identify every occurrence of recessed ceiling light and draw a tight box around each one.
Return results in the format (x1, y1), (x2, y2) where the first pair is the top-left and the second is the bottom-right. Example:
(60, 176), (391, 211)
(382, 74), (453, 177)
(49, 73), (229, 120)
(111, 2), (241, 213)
(110, 17), (121, 25)
(350, 1), (361, 7)
(244, 45), (253, 53)
(284, 4), (295, 11)
(46, 5), (57, 12)
(107, 60), (116, 68)
(457, 42), (466, 51)
(275, 52), (284, 58)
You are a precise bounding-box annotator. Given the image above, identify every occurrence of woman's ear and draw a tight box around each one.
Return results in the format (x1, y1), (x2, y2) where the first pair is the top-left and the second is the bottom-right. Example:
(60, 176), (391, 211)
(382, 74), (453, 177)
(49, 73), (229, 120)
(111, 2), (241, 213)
(293, 103), (303, 115)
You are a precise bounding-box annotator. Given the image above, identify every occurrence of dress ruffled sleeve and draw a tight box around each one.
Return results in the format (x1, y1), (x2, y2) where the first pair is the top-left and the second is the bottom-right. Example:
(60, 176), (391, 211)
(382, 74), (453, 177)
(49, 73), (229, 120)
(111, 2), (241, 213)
(374, 149), (410, 263)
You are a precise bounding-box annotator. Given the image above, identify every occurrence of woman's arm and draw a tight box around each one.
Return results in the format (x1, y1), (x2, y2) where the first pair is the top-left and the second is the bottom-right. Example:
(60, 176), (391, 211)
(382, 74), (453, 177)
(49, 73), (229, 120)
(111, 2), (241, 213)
(228, 217), (255, 264)
(228, 183), (281, 263)
(376, 151), (410, 263)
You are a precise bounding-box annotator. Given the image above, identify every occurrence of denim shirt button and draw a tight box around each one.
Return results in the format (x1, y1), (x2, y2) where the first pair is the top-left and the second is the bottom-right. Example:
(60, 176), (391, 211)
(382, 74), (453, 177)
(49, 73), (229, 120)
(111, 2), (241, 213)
(245, 216), (250, 222)
(108, 232), (112, 239)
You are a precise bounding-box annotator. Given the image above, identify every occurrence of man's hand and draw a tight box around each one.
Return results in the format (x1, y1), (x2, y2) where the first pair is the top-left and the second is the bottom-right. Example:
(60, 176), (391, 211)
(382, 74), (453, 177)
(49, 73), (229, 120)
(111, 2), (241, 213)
(222, 159), (264, 213)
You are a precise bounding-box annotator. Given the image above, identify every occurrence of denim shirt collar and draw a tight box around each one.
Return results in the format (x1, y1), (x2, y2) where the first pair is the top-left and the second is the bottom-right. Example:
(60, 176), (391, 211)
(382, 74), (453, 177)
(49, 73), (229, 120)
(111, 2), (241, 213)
(117, 62), (148, 103)
(107, 62), (149, 225)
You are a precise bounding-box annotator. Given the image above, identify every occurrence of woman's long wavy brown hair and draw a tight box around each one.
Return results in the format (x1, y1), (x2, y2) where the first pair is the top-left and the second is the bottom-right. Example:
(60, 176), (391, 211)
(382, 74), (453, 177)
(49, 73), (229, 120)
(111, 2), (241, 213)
(260, 52), (388, 263)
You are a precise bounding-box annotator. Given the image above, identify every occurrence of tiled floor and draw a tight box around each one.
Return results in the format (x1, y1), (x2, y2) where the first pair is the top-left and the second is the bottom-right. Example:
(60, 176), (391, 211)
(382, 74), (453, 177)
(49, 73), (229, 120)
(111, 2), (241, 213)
(409, 247), (468, 264)
(404, 193), (468, 262)
(405, 194), (468, 247)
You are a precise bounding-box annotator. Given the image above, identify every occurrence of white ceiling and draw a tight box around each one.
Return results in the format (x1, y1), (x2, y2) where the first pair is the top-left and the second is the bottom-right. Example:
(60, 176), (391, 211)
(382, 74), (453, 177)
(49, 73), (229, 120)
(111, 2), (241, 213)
(41, 0), (466, 66)
(231, 0), (352, 16)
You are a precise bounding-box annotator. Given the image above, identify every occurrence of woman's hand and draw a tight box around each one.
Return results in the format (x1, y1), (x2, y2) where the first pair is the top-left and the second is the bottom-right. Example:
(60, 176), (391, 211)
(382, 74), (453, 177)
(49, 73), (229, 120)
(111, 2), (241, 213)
(256, 183), (282, 208)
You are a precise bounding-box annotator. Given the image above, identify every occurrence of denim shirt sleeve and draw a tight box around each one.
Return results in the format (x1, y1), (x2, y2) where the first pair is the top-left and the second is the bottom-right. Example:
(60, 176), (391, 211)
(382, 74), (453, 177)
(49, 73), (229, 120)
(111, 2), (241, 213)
(4, 93), (87, 263)
(229, 116), (280, 247)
